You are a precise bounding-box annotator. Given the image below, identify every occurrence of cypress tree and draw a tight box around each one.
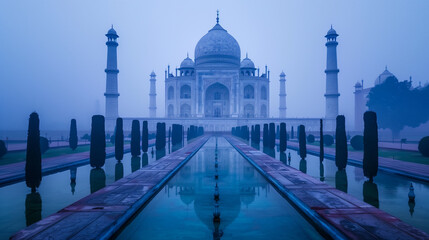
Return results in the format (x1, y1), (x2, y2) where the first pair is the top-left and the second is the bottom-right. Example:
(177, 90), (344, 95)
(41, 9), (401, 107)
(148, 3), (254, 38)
(320, 119), (324, 162)
(251, 125), (255, 142)
(25, 112), (42, 192)
(335, 115), (348, 170)
(69, 119), (78, 151)
(363, 111), (378, 181)
(255, 124), (260, 144)
(263, 124), (269, 147)
(162, 123), (167, 148)
(142, 121), (149, 153)
(90, 115), (106, 168)
(276, 125), (280, 139)
(298, 125), (307, 159)
(115, 118), (124, 161)
(269, 123), (275, 148)
(280, 122), (286, 152)
(131, 120), (141, 156)
(291, 126), (294, 139)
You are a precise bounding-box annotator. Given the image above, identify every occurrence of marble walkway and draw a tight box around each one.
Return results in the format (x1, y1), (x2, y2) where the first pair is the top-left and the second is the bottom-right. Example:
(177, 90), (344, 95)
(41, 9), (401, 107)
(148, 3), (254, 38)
(228, 136), (429, 240)
(286, 141), (429, 182)
(10, 136), (209, 240)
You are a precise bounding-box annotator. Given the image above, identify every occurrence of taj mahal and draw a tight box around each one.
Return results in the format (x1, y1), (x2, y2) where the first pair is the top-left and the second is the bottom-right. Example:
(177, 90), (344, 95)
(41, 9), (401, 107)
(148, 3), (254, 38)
(103, 13), (340, 132)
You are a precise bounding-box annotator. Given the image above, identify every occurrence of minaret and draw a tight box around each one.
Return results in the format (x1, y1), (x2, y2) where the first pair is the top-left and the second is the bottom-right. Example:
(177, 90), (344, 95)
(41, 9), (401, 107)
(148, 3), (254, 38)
(149, 71), (157, 118)
(104, 26), (120, 120)
(279, 71), (287, 118)
(324, 25), (340, 119)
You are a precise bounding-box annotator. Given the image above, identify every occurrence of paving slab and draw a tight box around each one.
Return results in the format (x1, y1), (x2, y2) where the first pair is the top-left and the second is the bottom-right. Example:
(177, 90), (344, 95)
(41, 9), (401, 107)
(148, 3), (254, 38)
(10, 136), (209, 240)
(227, 136), (429, 240)
(0, 139), (157, 186)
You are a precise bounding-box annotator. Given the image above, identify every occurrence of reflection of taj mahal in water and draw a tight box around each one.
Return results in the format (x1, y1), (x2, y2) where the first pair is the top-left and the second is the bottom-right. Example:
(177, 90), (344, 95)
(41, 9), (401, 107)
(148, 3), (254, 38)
(104, 12), (340, 132)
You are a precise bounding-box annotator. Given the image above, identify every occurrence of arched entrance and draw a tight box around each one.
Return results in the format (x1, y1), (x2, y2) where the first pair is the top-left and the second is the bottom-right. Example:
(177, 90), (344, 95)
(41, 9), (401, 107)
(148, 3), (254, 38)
(244, 104), (254, 118)
(204, 83), (230, 117)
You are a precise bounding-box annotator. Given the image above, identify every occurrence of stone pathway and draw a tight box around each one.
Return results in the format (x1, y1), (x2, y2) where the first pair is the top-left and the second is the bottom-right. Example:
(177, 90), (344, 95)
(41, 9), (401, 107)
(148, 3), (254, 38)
(0, 139), (157, 186)
(286, 141), (429, 182)
(228, 136), (429, 240)
(6, 141), (90, 152)
(10, 136), (209, 240)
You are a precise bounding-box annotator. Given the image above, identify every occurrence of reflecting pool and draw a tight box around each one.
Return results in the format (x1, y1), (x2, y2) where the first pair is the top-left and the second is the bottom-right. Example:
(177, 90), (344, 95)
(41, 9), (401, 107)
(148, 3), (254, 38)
(116, 137), (324, 240)
(0, 144), (175, 239)
(257, 142), (429, 233)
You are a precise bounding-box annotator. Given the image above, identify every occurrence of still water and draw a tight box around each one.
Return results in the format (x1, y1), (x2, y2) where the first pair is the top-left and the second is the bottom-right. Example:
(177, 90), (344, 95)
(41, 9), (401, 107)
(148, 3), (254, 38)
(0, 145), (172, 239)
(117, 137), (324, 240)
(258, 142), (429, 233)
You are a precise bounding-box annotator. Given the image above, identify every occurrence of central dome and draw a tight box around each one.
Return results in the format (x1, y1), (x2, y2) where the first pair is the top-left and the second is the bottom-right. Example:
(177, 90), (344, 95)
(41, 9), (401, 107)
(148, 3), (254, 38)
(194, 23), (241, 67)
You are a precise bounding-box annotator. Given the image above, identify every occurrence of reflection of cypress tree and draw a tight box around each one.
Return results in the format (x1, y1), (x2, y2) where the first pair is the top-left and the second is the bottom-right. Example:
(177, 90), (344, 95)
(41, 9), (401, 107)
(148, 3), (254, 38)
(299, 159), (307, 174)
(90, 168), (106, 194)
(25, 112), (42, 192)
(142, 153), (149, 167)
(131, 120), (141, 157)
(25, 192), (42, 226)
(156, 148), (166, 160)
(131, 157), (141, 173)
(320, 119), (324, 162)
(298, 125), (307, 159)
(90, 115), (106, 168)
(70, 167), (77, 195)
(69, 119), (78, 151)
(280, 122), (287, 152)
(291, 126), (294, 139)
(280, 152), (286, 164)
(263, 147), (275, 158)
(335, 115), (348, 170)
(335, 169), (348, 193)
(319, 162), (325, 182)
(115, 162), (124, 181)
(408, 201), (415, 216)
(115, 118), (124, 161)
(363, 111), (379, 181)
(363, 180), (379, 208)
(142, 121), (149, 153)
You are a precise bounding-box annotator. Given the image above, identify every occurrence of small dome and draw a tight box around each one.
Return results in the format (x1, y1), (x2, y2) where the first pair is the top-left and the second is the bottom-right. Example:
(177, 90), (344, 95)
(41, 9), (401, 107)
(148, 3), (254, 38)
(375, 67), (395, 85)
(280, 71), (286, 77)
(354, 81), (362, 88)
(240, 54), (255, 69)
(107, 26), (117, 35)
(150, 71), (156, 77)
(180, 55), (195, 68)
(195, 23), (241, 66)
(325, 25), (338, 38)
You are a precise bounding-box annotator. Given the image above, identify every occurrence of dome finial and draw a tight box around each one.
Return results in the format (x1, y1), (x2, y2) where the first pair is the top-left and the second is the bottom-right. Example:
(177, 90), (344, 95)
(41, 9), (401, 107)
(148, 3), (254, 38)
(187, 52), (189, 58)
(246, 52), (248, 58)
(216, 10), (219, 24)
(385, 65), (388, 70)
(330, 24), (333, 29)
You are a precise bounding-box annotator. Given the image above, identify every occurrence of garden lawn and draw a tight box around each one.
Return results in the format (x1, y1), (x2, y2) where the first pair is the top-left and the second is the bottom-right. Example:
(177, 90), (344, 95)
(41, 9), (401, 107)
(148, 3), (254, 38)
(0, 143), (114, 166)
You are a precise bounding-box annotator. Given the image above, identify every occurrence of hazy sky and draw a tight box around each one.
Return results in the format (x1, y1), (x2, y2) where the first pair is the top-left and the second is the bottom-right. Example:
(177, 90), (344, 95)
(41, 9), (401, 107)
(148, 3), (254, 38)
(1, 0), (428, 131)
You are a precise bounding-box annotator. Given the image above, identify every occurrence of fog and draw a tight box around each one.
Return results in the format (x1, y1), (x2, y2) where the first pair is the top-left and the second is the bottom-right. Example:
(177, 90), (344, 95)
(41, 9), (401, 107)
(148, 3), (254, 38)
(1, 0), (428, 131)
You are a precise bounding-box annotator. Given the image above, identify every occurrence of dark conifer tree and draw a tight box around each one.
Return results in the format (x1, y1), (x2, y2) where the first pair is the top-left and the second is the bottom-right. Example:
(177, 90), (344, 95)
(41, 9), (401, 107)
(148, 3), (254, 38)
(263, 124), (269, 147)
(280, 122), (286, 152)
(251, 125), (255, 142)
(255, 124), (260, 144)
(335, 115), (348, 170)
(131, 120), (141, 156)
(363, 111), (379, 181)
(142, 121), (149, 153)
(69, 119), (78, 151)
(320, 119), (324, 162)
(291, 126), (294, 139)
(269, 123), (276, 148)
(298, 125), (307, 159)
(115, 118), (124, 160)
(25, 112), (42, 192)
(90, 115), (106, 168)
